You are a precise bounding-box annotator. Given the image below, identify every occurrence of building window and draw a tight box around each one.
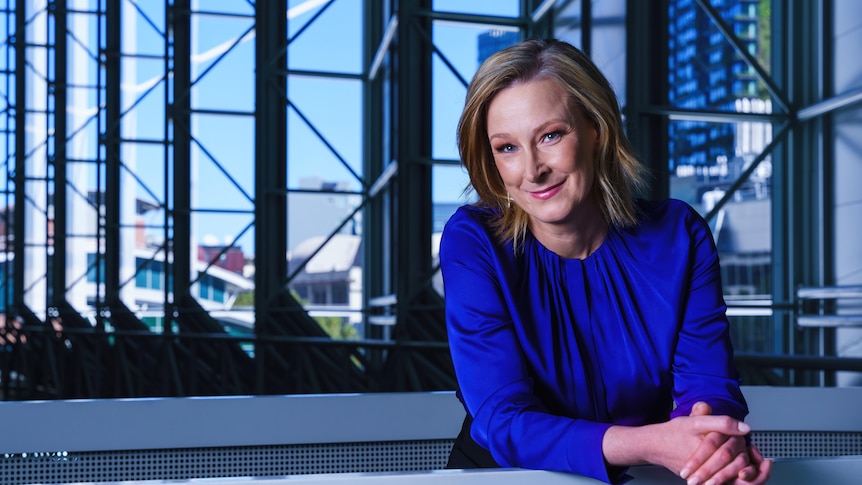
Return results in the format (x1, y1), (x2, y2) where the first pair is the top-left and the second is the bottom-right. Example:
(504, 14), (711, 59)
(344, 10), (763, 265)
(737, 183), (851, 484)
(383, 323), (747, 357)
(331, 284), (348, 305)
(311, 285), (327, 304)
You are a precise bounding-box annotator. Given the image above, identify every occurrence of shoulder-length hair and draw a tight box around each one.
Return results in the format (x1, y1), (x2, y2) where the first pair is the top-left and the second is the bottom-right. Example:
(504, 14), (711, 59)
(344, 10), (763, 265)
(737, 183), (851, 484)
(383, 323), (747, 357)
(457, 38), (647, 247)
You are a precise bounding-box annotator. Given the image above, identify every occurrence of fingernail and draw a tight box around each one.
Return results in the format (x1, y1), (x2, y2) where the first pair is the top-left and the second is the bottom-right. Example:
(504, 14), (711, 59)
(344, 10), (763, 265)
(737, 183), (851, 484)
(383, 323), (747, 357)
(680, 468), (690, 479)
(686, 478), (698, 485)
(704, 480), (715, 485)
(738, 422), (751, 433)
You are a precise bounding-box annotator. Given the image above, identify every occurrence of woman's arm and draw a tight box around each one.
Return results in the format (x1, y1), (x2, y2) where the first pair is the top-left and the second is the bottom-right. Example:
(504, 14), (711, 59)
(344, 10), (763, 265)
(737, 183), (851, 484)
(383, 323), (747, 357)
(441, 210), (617, 483)
(681, 403), (772, 485)
(442, 206), (768, 484)
(668, 203), (771, 484)
(602, 407), (751, 473)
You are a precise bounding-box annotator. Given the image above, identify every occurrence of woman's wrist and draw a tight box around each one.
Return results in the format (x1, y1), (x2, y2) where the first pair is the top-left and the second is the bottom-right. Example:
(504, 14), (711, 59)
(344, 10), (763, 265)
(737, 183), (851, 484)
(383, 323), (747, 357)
(602, 424), (656, 468)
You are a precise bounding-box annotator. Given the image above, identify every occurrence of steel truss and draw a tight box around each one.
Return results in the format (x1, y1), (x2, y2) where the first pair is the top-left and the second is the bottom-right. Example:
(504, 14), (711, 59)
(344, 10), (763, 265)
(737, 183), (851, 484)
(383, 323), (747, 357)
(3, 0), (858, 401)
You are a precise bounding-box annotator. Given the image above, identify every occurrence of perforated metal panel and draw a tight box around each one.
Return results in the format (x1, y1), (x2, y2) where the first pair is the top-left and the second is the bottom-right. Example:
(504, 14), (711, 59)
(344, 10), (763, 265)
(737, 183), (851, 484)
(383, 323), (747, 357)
(0, 440), (455, 485)
(4, 432), (862, 484)
(752, 431), (862, 459)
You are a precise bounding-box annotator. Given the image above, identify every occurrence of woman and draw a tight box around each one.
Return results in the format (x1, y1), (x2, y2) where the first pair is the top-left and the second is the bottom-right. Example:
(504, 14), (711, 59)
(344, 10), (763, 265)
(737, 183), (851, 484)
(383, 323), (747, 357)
(439, 38), (771, 485)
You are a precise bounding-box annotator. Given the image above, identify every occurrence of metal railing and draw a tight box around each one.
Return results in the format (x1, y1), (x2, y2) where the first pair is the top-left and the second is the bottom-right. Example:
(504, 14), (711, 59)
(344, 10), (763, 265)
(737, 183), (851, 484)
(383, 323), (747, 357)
(797, 285), (862, 327)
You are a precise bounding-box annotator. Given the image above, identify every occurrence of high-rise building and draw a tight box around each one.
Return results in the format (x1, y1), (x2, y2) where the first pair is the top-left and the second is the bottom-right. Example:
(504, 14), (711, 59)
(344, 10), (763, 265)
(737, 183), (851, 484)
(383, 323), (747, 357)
(477, 30), (519, 65)
(668, 0), (765, 172)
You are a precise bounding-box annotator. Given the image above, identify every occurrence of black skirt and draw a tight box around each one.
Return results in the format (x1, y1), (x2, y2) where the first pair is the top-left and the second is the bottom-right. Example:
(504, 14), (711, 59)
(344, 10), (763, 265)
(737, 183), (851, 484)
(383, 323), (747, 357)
(446, 413), (501, 469)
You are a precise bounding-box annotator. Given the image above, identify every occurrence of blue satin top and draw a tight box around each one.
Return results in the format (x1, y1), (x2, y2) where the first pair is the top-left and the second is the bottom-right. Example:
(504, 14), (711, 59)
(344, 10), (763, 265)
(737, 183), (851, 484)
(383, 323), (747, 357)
(439, 198), (747, 483)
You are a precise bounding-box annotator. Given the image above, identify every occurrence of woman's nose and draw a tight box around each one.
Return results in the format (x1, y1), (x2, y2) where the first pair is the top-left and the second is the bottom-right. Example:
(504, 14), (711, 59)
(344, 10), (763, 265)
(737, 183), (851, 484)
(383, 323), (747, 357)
(523, 149), (548, 181)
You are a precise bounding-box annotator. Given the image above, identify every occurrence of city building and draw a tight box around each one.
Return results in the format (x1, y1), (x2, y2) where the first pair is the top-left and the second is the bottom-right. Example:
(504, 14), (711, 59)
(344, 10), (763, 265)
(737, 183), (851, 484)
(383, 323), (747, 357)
(668, 0), (766, 172)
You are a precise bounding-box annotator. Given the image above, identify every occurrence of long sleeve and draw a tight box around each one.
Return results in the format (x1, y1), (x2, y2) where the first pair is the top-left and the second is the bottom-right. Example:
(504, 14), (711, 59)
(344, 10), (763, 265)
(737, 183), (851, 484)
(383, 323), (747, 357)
(440, 207), (619, 483)
(668, 204), (748, 420)
(440, 201), (749, 484)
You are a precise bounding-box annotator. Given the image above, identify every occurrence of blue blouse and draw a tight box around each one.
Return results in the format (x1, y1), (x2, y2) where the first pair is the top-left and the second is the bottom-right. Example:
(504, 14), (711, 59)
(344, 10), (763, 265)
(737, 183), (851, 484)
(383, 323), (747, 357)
(439, 198), (748, 483)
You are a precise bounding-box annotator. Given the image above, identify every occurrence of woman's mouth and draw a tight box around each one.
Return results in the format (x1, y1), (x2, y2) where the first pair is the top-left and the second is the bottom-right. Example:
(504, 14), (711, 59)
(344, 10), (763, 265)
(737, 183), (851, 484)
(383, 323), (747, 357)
(527, 181), (565, 200)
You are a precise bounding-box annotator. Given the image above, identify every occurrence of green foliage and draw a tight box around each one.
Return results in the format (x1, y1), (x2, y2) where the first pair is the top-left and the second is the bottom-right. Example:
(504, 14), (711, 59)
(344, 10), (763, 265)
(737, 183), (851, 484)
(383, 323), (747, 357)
(289, 289), (359, 340)
(232, 290), (359, 339)
(315, 315), (360, 340)
(234, 291), (254, 307)
(756, 1), (771, 99)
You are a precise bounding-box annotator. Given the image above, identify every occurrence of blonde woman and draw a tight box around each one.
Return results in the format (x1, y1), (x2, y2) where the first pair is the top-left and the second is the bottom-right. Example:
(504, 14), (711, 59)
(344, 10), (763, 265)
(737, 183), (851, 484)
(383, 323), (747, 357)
(440, 38), (771, 485)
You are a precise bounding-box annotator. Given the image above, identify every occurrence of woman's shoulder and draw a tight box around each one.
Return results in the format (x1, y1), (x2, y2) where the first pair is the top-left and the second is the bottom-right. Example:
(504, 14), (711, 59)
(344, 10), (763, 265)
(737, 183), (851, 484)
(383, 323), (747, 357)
(633, 198), (707, 230)
(635, 197), (699, 220)
(443, 204), (498, 235)
(605, 199), (716, 270)
(440, 204), (501, 256)
(623, 198), (713, 246)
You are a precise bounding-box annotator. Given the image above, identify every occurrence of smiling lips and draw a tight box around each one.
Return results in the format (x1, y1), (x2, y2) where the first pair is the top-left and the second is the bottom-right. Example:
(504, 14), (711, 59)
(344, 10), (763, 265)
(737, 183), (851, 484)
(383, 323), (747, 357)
(526, 180), (565, 200)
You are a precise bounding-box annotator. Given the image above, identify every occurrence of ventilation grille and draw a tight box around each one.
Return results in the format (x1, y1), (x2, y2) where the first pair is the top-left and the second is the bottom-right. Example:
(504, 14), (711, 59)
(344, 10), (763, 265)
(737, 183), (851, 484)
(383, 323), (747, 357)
(3, 432), (861, 484)
(752, 431), (862, 459)
(0, 440), (454, 485)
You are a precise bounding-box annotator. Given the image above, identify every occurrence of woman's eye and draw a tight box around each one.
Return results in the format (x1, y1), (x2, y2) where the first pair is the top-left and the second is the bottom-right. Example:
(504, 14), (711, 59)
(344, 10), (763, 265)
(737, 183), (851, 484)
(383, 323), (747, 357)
(543, 131), (561, 142)
(495, 144), (516, 153)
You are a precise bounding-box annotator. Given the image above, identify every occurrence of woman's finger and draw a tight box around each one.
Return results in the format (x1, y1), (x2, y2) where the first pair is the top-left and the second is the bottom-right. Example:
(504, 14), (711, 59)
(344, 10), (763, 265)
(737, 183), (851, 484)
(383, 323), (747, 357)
(690, 414), (751, 436)
(729, 445), (772, 485)
(735, 463), (757, 481)
(679, 431), (727, 480)
(684, 437), (749, 485)
(690, 401), (712, 416)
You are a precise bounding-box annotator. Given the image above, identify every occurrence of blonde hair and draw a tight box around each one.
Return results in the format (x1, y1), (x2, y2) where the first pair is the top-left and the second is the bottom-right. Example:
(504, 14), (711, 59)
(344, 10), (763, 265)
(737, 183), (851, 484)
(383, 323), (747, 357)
(458, 38), (647, 247)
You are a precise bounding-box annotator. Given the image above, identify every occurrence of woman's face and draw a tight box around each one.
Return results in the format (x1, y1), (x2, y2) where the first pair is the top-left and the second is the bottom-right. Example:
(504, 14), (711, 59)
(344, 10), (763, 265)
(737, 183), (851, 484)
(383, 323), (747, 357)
(486, 77), (599, 234)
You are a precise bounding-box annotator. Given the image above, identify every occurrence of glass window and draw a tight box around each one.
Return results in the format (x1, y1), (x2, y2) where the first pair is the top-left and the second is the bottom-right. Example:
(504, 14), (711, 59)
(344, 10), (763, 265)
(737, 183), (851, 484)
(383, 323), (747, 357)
(668, 0), (783, 360)
(668, 0), (771, 112)
(89, 253), (100, 283)
(432, 22), (518, 162)
(431, 20), (516, 263)
(432, 0), (519, 17)
(293, 285), (310, 301)
(136, 266), (148, 289)
(287, 0), (363, 74)
(311, 284), (327, 304)
(331, 283), (348, 305)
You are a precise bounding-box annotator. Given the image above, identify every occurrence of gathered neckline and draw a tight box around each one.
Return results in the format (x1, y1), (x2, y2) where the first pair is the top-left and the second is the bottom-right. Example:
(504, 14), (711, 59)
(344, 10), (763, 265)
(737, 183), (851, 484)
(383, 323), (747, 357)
(527, 226), (615, 263)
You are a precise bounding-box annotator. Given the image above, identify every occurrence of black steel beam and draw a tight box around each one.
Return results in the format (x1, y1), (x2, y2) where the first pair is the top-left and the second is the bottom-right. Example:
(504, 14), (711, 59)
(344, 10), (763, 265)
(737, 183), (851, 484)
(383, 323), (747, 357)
(171, 0), (192, 306)
(12, 0), (26, 310)
(253, 0), (288, 393)
(51, 0), (68, 305)
(625, 0), (670, 200)
(103, 0), (121, 302)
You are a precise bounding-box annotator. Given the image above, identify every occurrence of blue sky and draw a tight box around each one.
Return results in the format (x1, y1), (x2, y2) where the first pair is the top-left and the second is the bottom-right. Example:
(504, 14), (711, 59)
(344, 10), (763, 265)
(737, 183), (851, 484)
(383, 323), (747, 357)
(1, 0), (522, 254)
(178, 0), (521, 250)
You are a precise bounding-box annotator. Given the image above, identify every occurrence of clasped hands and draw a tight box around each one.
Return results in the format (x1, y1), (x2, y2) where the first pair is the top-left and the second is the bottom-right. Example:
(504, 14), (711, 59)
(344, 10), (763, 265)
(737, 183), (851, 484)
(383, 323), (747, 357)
(669, 401), (772, 485)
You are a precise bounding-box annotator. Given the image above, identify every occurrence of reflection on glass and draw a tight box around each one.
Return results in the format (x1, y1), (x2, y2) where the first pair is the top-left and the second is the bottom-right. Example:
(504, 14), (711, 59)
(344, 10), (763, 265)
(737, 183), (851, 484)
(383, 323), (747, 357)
(667, 0), (784, 373)
(730, 316), (788, 385)
(669, 117), (773, 208)
(670, 117), (773, 335)
(668, 0), (772, 111)
(729, 314), (776, 354)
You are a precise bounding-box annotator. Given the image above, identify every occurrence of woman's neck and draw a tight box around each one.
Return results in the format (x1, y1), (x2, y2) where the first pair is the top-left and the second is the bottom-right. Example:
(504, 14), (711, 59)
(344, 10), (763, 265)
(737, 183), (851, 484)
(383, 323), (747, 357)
(529, 205), (608, 260)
